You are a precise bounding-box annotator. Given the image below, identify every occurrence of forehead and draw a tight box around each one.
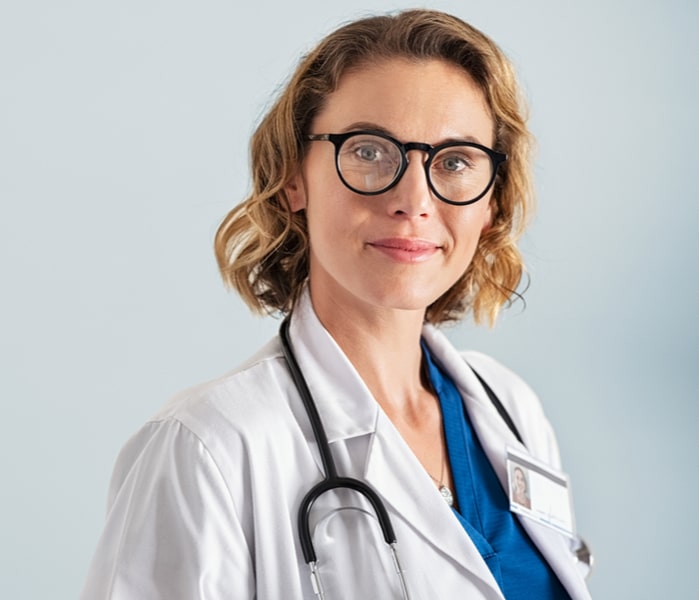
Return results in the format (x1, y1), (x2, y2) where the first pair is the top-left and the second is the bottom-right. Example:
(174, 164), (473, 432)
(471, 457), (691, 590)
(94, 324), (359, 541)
(312, 58), (494, 146)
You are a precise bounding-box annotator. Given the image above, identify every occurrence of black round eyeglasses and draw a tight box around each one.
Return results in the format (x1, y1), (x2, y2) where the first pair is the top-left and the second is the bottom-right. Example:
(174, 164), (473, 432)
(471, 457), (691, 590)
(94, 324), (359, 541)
(306, 130), (507, 206)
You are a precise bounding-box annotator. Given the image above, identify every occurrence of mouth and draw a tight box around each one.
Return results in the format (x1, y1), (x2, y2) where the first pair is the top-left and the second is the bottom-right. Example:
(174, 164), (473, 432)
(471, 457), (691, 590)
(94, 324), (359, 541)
(367, 238), (442, 263)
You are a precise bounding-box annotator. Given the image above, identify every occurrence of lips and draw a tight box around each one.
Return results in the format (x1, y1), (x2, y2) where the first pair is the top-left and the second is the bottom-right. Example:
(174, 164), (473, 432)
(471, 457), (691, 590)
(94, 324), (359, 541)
(367, 238), (441, 263)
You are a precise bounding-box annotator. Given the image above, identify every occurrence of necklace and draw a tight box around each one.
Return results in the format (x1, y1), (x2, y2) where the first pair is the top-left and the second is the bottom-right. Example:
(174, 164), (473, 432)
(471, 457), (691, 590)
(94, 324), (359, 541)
(428, 451), (454, 507)
(419, 358), (454, 507)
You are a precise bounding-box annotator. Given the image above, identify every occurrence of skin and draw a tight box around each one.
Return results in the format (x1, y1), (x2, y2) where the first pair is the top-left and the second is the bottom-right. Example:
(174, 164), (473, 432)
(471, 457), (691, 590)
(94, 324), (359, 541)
(513, 467), (530, 507)
(514, 468), (528, 495)
(285, 58), (495, 488)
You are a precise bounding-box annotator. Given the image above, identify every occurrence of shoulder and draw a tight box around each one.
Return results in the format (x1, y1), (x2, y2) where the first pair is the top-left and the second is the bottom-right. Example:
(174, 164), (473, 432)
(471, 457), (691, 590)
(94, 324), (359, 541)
(422, 325), (561, 467)
(459, 350), (544, 428)
(110, 335), (303, 507)
(151, 336), (294, 444)
(461, 350), (562, 468)
(423, 326), (540, 415)
(100, 334), (309, 558)
(90, 416), (256, 598)
(460, 350), (542, 417)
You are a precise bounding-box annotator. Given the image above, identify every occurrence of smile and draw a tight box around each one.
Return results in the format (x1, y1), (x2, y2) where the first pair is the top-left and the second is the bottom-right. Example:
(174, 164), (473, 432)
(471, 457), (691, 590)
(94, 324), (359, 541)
(367, 238), (441, 264)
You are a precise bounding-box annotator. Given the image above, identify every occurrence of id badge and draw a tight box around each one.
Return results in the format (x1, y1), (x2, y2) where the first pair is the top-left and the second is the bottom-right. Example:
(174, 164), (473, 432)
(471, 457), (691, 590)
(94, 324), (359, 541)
(506, 446), (576, 538)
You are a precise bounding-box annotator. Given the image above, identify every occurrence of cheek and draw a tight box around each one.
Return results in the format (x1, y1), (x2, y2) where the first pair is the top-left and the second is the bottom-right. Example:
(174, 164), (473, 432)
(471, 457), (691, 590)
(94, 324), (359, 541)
(443, 208), (491, 279)
(305, 189), (362, 251)
(481, 200), (495, 231)
(452, 211), (488, 253)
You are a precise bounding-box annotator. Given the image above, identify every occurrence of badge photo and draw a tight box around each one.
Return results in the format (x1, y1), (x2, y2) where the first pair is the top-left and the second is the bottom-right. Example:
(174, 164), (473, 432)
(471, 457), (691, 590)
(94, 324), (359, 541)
(506, 446), (576, 538)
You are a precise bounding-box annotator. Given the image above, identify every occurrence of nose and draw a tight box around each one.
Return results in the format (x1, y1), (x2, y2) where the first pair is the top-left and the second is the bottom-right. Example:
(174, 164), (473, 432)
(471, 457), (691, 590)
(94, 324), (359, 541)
(384, 150), (434, 218)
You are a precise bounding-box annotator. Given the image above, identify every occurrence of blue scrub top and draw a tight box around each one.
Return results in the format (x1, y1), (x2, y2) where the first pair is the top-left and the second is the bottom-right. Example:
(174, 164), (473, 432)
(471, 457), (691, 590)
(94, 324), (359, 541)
(422, 344), (570, 599)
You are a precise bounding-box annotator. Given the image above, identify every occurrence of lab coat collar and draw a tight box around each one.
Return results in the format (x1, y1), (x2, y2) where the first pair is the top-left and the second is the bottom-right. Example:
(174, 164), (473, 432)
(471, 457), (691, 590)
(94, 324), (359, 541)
(287, 290), (378, 443)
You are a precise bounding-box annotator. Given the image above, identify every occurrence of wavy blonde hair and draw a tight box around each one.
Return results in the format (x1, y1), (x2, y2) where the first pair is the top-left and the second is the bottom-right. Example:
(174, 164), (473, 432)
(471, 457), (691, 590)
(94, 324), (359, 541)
(215, 9), (534, 325)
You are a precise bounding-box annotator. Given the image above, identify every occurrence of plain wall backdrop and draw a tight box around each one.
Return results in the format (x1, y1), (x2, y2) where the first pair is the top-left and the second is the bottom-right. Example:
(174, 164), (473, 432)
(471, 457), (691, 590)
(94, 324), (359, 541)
(1, 1), (697, 598)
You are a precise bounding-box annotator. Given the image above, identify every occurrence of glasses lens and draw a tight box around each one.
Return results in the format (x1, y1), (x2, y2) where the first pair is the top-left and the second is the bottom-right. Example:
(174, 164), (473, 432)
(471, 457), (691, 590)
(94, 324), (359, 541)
(337, 134), (402, 193)
(429, 145), (494, 204)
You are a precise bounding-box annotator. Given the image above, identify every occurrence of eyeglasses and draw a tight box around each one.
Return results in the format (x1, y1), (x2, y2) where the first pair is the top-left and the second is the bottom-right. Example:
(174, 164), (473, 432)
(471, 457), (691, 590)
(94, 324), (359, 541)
(306, 130), (506, 206)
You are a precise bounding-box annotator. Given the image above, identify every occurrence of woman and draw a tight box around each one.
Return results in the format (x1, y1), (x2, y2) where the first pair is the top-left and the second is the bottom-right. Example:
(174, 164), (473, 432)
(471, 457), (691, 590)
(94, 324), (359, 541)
(511, 466), (532, 509)
(82, 9), (591, 599)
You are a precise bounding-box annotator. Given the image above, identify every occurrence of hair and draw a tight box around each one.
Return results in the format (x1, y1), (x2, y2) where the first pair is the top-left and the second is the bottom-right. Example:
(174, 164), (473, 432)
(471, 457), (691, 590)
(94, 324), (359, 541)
(214, 9), (534, 325)
(512, 466), (529, 490)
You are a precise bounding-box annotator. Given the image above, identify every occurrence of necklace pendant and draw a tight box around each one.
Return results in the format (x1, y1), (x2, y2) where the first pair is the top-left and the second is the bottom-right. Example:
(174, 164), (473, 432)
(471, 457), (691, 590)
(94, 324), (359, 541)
(439, 485), (454, 507)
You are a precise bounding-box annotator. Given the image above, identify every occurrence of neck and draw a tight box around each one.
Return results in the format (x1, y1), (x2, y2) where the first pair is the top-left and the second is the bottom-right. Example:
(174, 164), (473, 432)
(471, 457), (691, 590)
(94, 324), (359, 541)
(309, 289), (431, 416)
(307, 284), (452, 498)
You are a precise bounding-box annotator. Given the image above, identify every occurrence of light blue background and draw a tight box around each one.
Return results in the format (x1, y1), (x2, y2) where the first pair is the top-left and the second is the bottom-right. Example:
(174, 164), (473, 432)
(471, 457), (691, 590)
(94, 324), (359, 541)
(1, 1), (697, 598)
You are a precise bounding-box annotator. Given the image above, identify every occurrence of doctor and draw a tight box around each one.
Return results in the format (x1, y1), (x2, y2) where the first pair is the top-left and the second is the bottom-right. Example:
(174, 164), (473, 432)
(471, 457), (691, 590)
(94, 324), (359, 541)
(82, 9), (592, 600)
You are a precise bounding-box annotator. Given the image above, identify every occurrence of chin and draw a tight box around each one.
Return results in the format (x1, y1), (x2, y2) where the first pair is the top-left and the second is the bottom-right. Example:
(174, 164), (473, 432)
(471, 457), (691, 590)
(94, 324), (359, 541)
(367, 286), (445, 314)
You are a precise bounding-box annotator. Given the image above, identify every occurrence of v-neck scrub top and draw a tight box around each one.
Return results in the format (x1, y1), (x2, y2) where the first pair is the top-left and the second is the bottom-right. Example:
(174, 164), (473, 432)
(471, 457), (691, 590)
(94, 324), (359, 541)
(423, 345), (571, 600)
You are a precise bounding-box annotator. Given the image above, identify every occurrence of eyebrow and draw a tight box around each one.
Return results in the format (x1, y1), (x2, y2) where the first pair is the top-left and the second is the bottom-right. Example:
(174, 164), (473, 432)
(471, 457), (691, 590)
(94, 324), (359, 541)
(338, 121), (485, 145)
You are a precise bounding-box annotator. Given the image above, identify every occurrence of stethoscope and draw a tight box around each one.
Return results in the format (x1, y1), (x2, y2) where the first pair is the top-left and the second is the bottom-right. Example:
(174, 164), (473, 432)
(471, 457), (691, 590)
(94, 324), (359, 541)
(279, 318), (412, 599)
(279, 317), (593, 595)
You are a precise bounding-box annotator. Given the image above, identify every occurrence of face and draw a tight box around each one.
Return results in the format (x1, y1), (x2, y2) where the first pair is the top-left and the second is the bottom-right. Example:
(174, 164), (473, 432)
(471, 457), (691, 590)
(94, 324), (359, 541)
(514, 468), (527, 494)
(286, 58), (495, 321)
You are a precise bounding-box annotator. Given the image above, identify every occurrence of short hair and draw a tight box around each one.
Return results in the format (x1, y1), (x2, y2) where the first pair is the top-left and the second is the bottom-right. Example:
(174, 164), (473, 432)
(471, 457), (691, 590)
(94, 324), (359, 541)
(214, 9), (534, 325)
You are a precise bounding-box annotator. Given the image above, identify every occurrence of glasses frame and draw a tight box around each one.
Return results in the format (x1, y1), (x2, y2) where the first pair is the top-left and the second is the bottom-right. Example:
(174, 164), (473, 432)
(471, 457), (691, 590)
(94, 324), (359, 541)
(306, 130), (507, 206)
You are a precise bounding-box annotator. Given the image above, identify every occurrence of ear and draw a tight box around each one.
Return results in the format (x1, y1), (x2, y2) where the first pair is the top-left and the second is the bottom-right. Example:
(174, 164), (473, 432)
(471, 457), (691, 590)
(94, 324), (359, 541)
(284, 171), (307, 213)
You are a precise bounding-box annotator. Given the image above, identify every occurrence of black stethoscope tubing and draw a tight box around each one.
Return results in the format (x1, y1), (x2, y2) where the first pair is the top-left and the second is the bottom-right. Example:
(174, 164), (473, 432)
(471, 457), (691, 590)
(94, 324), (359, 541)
(280, 317), (593, 583)
(279, 318), (398, 565)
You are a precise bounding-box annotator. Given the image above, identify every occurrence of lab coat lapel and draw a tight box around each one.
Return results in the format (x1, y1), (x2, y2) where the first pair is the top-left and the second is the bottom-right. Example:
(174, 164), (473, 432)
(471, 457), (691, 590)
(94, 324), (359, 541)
(364, 412), (505, 597)
(422, 326), (591, 600)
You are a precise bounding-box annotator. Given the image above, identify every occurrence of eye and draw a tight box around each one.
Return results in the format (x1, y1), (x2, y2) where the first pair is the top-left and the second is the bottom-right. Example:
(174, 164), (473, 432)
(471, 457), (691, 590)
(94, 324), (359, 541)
(356, 144), (381, 161)
(433, 145), (491, 179)
(344, 137), (390, 163)
(436, 152), (472, 173)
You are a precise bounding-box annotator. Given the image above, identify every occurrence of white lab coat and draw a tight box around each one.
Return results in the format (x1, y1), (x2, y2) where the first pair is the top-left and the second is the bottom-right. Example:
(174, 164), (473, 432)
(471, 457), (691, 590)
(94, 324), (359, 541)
(82, 290), (592, 599)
